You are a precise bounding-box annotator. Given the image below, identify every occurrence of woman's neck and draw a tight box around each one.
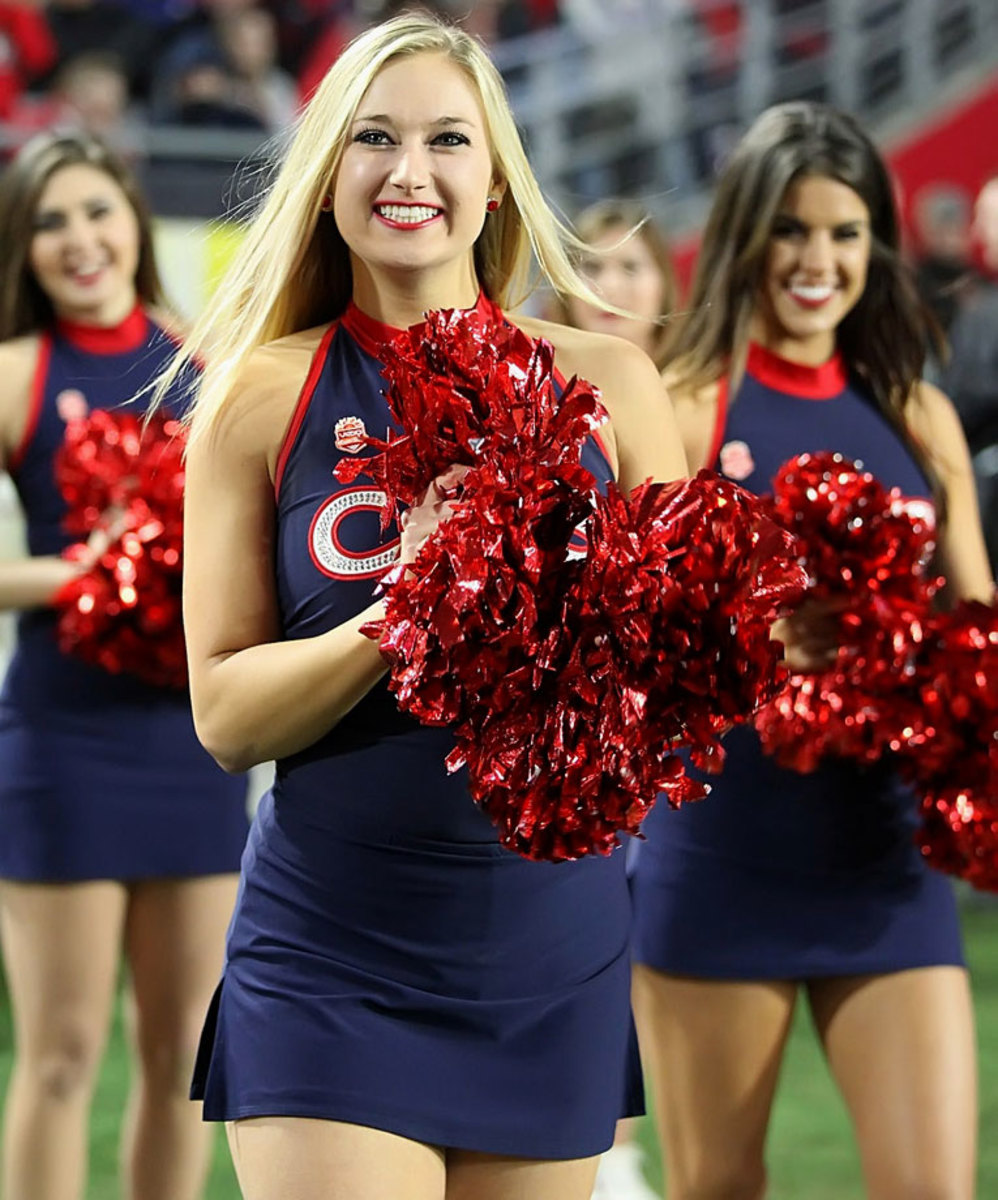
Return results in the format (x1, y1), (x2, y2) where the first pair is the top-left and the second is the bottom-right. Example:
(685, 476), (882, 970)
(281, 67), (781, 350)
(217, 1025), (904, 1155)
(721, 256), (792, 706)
(349, 259), (482, 329)
(53, 288), (140, 331)
(747, 313), (836, 366)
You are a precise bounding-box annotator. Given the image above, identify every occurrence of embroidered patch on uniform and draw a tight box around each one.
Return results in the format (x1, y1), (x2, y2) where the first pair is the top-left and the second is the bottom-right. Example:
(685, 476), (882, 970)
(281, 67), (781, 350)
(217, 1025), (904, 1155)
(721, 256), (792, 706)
(56, 389), (89, 423)
(719, 439), (755, 481)
(334, 416), (367, 453)
(309, 487), (400, 580)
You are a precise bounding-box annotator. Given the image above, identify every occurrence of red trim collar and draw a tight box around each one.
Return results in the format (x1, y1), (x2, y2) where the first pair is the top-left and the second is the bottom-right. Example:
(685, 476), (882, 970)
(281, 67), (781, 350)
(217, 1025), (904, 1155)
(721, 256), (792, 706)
(746, 341), (847, 399)
(55, 304), (149, 355)
(341, 291), (498, 358)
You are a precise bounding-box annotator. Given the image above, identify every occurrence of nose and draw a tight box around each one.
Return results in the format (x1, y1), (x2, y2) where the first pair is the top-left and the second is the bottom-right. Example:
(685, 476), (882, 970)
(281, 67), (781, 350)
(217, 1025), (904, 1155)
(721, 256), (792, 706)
(388, 142), (429, 193)
(61, 211), (99, 254)
(799, 230), (835, 276)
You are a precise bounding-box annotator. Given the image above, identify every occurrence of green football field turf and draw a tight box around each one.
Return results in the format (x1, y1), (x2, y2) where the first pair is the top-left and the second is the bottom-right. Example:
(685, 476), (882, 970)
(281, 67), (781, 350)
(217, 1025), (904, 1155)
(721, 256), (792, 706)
(1, 905), (996, 1198)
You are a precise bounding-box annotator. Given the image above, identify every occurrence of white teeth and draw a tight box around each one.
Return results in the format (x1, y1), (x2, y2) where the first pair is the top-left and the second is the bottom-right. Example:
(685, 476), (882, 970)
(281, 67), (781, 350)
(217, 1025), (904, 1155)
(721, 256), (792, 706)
(376, 204), (439, 223)
(790, 284), (834, 301)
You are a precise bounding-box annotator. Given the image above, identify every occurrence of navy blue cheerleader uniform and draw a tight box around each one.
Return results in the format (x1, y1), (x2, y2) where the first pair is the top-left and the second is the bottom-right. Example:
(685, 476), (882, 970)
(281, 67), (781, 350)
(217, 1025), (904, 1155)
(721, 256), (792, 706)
(0, 307), (249, 883)
(190, 293), (644, 1158)
(631, 342), (963, 980)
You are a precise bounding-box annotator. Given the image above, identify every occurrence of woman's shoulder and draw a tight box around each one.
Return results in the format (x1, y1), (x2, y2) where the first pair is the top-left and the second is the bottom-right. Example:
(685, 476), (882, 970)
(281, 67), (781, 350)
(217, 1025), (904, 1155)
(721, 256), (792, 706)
(660, 359), (722, 408)
(0, 333), (45, 463)
(0, 333), (44, 403)
(229, 324), (331, 402)
(903, 378), (967, 474)
(513, 314), (658, 389)
(146, 304), (188, 342)
(204, 324), (332, 466)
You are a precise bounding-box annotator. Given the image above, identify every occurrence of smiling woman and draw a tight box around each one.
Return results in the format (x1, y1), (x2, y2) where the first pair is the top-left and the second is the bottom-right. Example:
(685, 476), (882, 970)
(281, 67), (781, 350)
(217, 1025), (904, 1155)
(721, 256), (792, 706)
(157, 13), (687, 1200)
(630, 102), (992, 1200)
(0, 132), (248, 1200)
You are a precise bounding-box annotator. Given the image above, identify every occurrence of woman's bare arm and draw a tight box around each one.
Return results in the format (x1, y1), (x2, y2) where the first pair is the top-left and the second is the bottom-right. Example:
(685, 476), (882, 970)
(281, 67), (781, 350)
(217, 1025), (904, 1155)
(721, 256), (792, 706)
(182, 340), (391, 773)
(907, 380), (994, 604)
(0, 336), (90, 610)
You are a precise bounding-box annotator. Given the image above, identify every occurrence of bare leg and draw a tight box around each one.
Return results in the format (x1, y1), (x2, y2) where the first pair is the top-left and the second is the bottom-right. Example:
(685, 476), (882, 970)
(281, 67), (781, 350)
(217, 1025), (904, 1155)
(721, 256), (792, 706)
(0, 879), (127, 1200)
(226, 1117), (447, 1200)
(447, 1148), (599, 1200)
(632, 965), (798, 1200)
(120, 873), (239, 1200)
(810, 967), (977, 1200)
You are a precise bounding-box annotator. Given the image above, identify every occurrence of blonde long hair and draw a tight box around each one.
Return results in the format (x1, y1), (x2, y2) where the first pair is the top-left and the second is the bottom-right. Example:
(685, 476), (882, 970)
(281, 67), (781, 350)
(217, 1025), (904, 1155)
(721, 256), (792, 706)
(170, 13), (619, 442)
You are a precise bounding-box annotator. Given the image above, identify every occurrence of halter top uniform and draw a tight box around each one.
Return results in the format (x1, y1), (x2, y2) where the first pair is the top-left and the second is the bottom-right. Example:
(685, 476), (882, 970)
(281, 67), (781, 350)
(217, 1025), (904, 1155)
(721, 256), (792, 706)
(190, 293), (645, 1158)
(0, 307), (249, 883)
(631, 343), (963, 979)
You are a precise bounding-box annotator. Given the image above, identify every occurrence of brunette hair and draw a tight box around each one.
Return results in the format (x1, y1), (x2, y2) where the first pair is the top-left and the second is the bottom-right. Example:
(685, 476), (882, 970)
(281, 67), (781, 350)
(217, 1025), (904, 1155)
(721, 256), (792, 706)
(0, 131), (162, 341)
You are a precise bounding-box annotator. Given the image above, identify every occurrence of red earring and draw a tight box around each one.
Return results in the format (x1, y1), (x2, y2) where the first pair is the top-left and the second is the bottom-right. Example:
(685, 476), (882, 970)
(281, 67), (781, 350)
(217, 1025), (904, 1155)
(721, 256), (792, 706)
(486, 197), (499, 213)
(320, 194), (334, 212)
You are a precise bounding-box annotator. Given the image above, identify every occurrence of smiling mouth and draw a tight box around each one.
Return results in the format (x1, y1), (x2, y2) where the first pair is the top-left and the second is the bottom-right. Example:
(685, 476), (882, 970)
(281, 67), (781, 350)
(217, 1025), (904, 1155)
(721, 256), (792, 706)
(373, 204), (443, 228)
(787, 284), (836, 309)
(67, 265), (107, 285)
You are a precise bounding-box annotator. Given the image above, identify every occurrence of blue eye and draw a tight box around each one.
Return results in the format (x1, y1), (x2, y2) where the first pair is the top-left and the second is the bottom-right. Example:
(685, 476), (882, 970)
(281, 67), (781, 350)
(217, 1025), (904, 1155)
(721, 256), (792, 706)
(432, 131), (470, 147)
(354, 128), (393, 145)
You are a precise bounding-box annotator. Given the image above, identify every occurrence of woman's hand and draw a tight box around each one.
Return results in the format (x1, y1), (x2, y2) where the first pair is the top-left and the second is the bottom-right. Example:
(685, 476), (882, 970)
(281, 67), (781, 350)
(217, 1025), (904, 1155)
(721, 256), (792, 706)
(399, 464), (468, 565)
(74, 506), (131, 572)
(770, 595), (847, 672)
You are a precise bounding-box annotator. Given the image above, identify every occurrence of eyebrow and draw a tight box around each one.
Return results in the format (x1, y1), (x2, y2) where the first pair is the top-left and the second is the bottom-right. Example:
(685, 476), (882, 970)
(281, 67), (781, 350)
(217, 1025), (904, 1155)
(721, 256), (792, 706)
(352, 114), (475, 127)
(774, 213), (869, 229)
(35, 196), (111, 217)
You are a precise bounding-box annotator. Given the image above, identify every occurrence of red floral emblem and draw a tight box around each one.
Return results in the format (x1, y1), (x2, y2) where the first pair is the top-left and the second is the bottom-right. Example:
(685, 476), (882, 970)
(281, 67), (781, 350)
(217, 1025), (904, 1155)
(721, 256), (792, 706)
(719, 439), (755, 481)
(56, 389), (89, 423)
(334, 416), (367, 453)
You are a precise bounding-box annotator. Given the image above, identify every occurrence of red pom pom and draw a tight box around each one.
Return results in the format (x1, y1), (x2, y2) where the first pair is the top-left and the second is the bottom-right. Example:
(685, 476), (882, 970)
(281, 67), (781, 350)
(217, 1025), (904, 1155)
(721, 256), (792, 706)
(346, 309), (806, 859)
(754, 451), (939, 770)
(53, 411), (188, 689)
(904, 600), (998, 889)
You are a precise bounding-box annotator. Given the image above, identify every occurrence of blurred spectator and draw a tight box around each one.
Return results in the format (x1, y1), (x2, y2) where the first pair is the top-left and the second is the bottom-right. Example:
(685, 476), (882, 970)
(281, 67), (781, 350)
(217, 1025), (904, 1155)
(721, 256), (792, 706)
(296, 1), (458, 103)
(154, 0), (306, 121)
(912, 183), (976, 336)
(157, 0), (311, 72)
(50, 51), (144, 149)
(218, 5), (298, 130)
(43, 0), (157, 98)
(155, 41), (266, 128)
(942, 175), (998, 573)
(295, 5), (357, 103)
(0, 2), (55, 120)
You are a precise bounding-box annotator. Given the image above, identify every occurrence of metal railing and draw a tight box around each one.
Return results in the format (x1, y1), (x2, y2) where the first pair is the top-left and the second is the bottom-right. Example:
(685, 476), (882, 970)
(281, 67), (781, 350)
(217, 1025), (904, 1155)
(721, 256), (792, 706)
(492, 0), (998, 229)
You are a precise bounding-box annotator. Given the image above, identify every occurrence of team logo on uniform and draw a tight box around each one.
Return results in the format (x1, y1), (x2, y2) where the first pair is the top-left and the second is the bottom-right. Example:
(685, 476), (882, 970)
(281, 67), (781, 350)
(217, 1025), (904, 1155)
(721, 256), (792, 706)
(334, 416), (368, 453)
(56, 389), (89, 423)
(309, 486), (400, 580)
(719, 439), (755, 481)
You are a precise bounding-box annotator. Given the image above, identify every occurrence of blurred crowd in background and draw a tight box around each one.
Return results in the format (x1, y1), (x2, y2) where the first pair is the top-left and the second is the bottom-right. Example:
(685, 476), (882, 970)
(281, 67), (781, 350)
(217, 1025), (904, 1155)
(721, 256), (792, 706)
(0, 0), (572, 141)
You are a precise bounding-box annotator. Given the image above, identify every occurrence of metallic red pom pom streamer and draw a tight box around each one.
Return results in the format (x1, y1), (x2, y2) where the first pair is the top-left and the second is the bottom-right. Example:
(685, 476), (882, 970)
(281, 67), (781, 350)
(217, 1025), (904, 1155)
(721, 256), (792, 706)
(53, 410), (188, 689)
